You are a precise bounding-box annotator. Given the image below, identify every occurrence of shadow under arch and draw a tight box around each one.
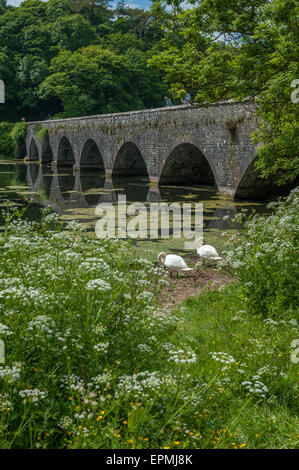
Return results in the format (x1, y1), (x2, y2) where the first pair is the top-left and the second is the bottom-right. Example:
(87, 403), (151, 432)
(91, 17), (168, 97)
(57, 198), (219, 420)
(159, 143), (216, 186)
(235, 157), (296, 200)
(29, 138), (39, 161)
(112, 142), (149, 177)
(16, 137), (27, 158)
(41, 138), (53, 163)
(80, 139), (105, 170)
(57, 136), (75, 166)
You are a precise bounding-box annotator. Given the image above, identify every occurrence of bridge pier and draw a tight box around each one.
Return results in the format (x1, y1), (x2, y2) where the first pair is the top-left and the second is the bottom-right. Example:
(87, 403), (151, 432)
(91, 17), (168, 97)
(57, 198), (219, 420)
(149, 177), (159, 186)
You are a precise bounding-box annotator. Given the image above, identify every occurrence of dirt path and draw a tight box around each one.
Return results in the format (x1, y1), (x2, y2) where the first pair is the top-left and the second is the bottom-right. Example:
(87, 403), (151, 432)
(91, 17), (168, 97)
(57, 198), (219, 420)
(157, 255), (234, 312)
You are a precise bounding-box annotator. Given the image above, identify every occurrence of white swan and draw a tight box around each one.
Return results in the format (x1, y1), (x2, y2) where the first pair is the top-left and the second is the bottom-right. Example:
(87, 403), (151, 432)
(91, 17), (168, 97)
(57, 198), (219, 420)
(196, 238), (222, 264)
(157, 252), (193, 277)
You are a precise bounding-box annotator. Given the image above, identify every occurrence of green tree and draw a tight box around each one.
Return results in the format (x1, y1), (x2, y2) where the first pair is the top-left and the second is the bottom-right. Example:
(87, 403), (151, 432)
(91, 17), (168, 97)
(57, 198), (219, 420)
(149, 0), (299, 185)
(51, 14), (96, 51)
(0, 0), (168, 120)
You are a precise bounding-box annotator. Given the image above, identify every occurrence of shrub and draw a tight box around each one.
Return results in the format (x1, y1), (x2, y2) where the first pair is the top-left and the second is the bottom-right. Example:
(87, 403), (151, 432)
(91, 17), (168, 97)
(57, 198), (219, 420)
(0, 122), (15, 158)
(37, 127), (49, 142)
(10, 122), (27, 143)
(221, 188), (299, 318)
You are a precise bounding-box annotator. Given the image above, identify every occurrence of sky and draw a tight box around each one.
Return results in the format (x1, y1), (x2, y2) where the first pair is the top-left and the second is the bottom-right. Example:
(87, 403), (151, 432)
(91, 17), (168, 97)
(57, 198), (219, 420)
(6, 0), (152, 8)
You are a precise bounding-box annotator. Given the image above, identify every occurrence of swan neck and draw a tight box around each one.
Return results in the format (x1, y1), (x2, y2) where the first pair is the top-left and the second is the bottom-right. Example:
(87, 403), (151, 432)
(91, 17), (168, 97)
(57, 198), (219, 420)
(158, 253), (166, 266)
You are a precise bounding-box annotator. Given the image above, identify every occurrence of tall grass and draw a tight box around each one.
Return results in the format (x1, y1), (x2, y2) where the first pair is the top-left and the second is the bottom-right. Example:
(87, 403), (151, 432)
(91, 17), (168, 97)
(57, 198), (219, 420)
(0, 198), (298, 449)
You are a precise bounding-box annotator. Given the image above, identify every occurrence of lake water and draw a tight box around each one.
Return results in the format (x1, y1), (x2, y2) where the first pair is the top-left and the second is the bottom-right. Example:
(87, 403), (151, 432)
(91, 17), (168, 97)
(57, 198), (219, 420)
(0, 159), (268, 260)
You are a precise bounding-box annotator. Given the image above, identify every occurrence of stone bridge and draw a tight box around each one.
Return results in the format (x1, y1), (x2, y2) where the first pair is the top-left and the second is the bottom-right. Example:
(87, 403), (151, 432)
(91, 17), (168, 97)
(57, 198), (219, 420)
(22, 101), (264, 199)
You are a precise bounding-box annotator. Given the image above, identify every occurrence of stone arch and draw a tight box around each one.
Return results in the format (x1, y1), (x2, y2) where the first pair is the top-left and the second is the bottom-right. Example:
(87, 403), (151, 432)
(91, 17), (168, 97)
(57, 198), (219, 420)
(159, 143), (216, 186)
(112, 142), (148, 177)
(16, 137), (27, 159)
(234, 157), (295, 200)
(29, 138), (39, 161)
(80, 139), (105, 170)
(57, 136), (75, 166)
(41, 138), (53, 163)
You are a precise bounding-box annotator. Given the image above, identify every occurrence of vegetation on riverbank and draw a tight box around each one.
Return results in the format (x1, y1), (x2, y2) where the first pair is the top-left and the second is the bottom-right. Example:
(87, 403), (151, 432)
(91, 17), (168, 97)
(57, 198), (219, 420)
(0, 123), (14, 159)
(0, 190), (298, 449)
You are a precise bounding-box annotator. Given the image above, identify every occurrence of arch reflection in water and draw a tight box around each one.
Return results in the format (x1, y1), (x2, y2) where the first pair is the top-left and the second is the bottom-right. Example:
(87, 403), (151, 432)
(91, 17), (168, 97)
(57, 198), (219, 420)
(26, 164), (52, 205)
(23, 163), (257, 246)
(111, 176), (149, 203)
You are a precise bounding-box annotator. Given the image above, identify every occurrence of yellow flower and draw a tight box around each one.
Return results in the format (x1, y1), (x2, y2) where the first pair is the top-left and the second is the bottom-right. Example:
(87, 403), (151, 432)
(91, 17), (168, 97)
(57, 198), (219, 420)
(78, 425), (83, 430)
(100, 411), (105, 415)
(123, 420), (127, 425)
(174, 441), (180, 445)
(144, 438), (149, 441)
(163, 446), (170, 449)
(96, 416), (103, 421)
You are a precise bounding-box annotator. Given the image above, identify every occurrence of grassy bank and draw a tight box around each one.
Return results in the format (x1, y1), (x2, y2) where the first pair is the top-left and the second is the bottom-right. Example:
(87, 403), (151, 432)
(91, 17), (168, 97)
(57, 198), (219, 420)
(0, 200), (298, 449)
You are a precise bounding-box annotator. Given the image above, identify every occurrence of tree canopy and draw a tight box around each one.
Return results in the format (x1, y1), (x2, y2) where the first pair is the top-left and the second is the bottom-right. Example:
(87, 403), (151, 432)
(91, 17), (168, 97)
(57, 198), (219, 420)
(149, 0), (299, 185)
(0, 0), (167, 120)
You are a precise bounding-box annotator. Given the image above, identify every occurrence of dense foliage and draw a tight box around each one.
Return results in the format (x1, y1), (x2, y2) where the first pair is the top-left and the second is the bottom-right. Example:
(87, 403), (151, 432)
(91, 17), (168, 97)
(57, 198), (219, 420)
(0, 208), (297, 448)
(221, 188), (299, 318)
(0, 122), (14, 158)
(0, 0), (167, 120)
(149, 0), (299, 185)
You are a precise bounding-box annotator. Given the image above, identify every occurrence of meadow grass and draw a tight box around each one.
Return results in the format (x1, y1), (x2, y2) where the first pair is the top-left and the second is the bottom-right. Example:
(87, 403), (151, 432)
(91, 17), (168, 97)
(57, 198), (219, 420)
(0, 201), (298, 449)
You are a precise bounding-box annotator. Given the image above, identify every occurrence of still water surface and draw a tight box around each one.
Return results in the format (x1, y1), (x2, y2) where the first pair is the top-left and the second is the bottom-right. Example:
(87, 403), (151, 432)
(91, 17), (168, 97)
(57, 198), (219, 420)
(0, 159), (268, 259)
